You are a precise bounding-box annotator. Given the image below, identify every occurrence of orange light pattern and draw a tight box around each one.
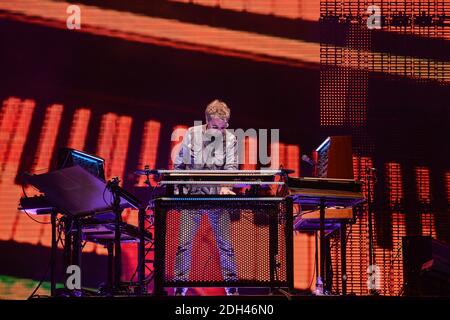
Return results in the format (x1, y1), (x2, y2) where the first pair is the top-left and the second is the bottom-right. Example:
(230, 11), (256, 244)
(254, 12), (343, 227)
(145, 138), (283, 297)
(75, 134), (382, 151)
(95, 113), (133, 254)
(285, 145), (300, 177)
(269, 141), (282, 170)
(269, 142), (300, 176)
(96, 113), (133, 180)
(66, 108), (91, 151)
(319, 0), (447, 295)
(96, 113), (131, 243)
(421, 212), (436, 238)
(320, 0), (450, 40)
(386, 162), (403, 209)
(320, 27), (370, 126)
(136, 120), (161, 187)
(276, 142), (307, 291)
(172, 0), (320, 21)
(0, 0), (320, 68)
(31, 104), (63, 172)
(383, 162), (407, 295)
(293, 231), (317, 290)
(0, 98), (35, 244)
(335, 155), (370, 295)
(3, 1), (449, 82)
(415, 167), (436, 237)
(13, 104), (63, 247)
(389, 212), (406, 295)
(415, 167), (431, 205)
(332, 157), (432, 296)
(320, 68), (348, 126)
(347, 156), (407, 296)
(319, 0), (450, 92)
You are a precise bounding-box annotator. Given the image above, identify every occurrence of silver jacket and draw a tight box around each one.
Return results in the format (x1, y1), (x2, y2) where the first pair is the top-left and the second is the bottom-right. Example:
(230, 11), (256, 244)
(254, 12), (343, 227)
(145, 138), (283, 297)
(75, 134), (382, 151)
(173, 124), (238, 195)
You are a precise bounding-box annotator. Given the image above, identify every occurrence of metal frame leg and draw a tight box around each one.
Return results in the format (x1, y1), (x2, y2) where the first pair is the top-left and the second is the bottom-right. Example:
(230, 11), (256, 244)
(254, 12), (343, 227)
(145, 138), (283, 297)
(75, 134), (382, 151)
(319, 198), (326, 293)
(138, 207), (146, 294)
(50, 211), (57, 297)
(340, 222), (347, 295)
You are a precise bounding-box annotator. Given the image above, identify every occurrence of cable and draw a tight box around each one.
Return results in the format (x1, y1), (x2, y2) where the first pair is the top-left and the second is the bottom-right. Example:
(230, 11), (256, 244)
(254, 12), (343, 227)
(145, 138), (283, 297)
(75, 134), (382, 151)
(23, 209), (52, 225)
(28, 218), (63, 299)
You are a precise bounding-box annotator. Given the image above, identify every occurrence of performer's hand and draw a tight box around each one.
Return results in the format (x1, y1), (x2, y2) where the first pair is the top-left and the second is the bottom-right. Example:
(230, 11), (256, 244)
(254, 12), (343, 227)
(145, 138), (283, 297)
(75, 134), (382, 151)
(219, 187), (236, 195)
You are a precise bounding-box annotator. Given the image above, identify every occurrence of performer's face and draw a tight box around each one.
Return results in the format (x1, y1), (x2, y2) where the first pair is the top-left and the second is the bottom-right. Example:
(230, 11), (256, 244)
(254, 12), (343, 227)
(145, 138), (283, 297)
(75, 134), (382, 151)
(206, 117), (228, 133)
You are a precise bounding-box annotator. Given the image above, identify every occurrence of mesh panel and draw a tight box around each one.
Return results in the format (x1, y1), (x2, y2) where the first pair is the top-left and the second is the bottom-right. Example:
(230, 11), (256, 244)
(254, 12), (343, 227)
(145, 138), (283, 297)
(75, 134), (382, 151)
(154, 198), (292, 288)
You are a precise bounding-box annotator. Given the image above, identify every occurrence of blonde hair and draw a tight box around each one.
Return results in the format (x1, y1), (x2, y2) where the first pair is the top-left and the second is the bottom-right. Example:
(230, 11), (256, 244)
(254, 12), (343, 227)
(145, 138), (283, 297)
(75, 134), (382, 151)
(205, 99), (230, 121)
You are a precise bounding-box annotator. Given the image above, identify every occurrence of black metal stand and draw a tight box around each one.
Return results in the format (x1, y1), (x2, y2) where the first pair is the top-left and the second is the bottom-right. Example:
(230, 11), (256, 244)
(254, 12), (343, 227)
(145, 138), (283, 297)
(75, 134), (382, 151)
(137, 207), (146, 294)
(317, 205), (349, 295)
(137, 167), (150, 294)
(63, 216), (72, 291)
(314, 230), (319, 287)
(60, 215), (83, 296)
(318, 197), (326, 294)
(153, 199), (165, 296)
(286, 197), (294, 292)
(73, 218), (82, 271)
(50, 210), (57, 297)
(107, 242), (114, 291)
(270, 198), (293, 297)
(107, 178), (123, 292)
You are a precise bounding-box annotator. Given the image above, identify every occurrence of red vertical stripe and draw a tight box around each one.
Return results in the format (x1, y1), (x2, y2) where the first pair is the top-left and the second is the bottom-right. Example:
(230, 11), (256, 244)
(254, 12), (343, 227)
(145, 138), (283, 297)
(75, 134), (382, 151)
(15, 104), (63, 246)
(136, 120), (161, 186)
(386, 162), (403, 209)
(0, 98), (35, 242)
(285, 144), (300, 177)
(67, 108), (91, 150)
(415, 167), (435, 237)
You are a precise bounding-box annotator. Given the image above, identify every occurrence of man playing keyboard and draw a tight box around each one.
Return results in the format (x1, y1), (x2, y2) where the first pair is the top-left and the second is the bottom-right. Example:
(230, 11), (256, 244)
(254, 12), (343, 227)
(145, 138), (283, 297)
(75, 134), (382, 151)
(173, 99), (239, 296)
